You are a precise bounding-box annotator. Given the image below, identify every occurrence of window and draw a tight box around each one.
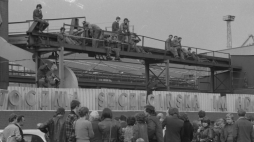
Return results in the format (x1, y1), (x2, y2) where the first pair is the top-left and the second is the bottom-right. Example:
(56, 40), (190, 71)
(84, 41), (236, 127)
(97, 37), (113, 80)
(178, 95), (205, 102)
(24, 134), (44, 142)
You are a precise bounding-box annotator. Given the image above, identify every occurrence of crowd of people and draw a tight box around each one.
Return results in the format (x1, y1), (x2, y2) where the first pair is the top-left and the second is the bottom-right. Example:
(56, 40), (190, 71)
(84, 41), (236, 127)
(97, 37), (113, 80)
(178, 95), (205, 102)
(2, 99), (254, 142)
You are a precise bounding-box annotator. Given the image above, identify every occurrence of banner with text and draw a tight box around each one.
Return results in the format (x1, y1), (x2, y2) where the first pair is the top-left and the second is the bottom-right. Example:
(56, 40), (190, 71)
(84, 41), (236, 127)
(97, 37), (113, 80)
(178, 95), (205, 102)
(0, 87), (251, 112)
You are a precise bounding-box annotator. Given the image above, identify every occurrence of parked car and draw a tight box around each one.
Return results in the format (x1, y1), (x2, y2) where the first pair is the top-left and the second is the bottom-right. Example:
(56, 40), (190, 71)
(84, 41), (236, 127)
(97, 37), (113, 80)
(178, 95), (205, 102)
(0, 129), (46, 142)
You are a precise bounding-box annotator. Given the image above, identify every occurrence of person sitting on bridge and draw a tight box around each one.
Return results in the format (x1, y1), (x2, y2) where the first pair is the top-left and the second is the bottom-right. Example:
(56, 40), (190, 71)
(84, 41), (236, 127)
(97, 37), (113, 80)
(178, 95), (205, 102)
(165, 35), (179, 58)
(83, 21), (102, 48)
(33, 4), (49, 32)
(112, 16), (121, 33)
(182, 47), (199, 61)
(104, 35), (121, 61)
(173, 37), (185, 60)
(130, 33), (147, 53)
(120, 18), (130, 43)
(57, 27), (77, 45)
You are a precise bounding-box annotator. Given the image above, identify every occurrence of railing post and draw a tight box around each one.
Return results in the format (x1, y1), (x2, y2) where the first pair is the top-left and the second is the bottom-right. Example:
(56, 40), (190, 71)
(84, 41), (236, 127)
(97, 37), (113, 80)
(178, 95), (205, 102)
(142, 36), (144, 47)
(165, 60), (170, 91)
(28, 21), (31, 29)
(59, 46), (65, 88)
(47, 20), (49, 33)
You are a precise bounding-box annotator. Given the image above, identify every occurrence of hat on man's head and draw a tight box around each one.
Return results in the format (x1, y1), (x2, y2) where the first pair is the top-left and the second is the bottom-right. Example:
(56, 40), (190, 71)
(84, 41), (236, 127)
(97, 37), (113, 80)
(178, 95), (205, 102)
(36, 4), (42, 8)
(124, 18), (130, 22)
(56, 107), (65, 115)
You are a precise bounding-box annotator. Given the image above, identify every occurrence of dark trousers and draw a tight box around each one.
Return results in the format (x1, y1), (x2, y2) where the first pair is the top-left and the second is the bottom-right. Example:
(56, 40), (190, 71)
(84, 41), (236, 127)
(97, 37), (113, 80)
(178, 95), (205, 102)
(92, 29), (102, 48)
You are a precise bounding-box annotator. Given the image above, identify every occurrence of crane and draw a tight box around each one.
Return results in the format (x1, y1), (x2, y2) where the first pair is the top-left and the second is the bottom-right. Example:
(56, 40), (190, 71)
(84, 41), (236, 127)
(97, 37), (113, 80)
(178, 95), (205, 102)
(241, 35), (254, 47)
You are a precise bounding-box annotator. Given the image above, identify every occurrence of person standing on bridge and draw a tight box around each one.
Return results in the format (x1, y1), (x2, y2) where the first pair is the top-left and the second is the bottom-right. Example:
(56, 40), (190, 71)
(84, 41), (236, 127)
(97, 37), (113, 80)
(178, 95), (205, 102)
(120, 18), (130, 42)
(112, 16), (121, 32)
(33, 4), (49, 32)
(83, 21), (102, 48)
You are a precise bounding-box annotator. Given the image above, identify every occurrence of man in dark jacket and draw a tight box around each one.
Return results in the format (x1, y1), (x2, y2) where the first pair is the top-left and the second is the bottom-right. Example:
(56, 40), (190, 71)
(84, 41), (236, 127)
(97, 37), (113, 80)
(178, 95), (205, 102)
(89, 111), (102, 142)
(33, 4), (49, 32)
(233, 109), (254, 142)
(144, 105), (164, 142)
(162, 107), (184, 142)
(112, 16), (120, 32)
(38, 107), (66, 142)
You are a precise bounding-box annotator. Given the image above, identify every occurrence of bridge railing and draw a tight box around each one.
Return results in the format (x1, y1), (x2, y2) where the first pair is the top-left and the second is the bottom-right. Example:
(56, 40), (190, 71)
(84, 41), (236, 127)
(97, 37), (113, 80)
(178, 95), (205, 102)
(9, 17), (230, 59)
(8, 17), (86, 35)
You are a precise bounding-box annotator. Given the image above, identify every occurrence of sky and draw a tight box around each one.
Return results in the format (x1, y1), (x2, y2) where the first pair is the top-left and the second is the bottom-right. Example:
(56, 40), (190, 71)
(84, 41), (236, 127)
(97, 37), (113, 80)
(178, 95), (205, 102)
(8, 0), (254, 51)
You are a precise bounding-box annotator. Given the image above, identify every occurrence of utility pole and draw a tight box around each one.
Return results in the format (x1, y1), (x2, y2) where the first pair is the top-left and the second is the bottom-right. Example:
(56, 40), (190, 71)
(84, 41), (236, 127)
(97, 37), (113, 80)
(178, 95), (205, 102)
(223, 15), (235, 49)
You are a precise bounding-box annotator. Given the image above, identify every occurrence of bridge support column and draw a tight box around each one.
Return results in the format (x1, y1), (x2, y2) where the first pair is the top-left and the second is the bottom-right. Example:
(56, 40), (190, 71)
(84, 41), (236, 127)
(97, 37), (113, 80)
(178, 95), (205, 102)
(165, 60), (170, 91)
(229, 68), (233, 93)
(210, 67), (215, 93)
(59, 47), (65, 88)
(35, 52), (41, 88)
(145, 60), (150, 102)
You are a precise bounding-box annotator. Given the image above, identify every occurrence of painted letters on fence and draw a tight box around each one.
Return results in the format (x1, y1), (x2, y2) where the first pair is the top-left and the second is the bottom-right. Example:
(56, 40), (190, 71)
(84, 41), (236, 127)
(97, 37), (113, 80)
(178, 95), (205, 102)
(0, 87), (250, 112)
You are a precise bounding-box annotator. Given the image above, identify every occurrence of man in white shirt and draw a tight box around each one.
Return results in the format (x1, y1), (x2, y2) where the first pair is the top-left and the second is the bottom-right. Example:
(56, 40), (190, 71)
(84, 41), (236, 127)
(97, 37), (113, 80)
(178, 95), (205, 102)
(2, 113), (22, 142)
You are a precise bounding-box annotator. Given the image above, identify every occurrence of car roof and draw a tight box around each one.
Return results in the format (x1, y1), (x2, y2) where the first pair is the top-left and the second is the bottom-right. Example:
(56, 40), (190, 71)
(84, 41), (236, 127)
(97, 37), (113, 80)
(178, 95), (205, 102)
(0, 129), (46, 142)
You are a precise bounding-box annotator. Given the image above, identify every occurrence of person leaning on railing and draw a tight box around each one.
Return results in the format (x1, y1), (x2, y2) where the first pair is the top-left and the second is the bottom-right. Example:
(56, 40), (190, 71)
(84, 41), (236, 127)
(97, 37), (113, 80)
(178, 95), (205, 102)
(83, 21), (102, 48)
(33, 4), (49, 32)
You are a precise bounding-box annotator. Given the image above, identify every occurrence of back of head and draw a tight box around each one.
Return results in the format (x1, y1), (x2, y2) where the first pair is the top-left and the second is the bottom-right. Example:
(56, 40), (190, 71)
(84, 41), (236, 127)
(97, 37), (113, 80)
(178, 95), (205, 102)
(56, 107), (65, 115)
(136, 138), (144, 142)
(101, 108), (113, 120)
(120, 115), (127, 122)
(168, 107), (179, 116)
(135, 112), (146, 124)
(157, 113), (164, 119)
(179, 113), (188, 121)
(127, 116), (136, 126)
(9, 113), (17, 123)
(78, 107), (89, 117)
(238, 109), (246, 117)
(70, 100), (80, 110)
(198, 110), (206, 119)
(145, 105), (156, 116)
(90, 111), (99, 121)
